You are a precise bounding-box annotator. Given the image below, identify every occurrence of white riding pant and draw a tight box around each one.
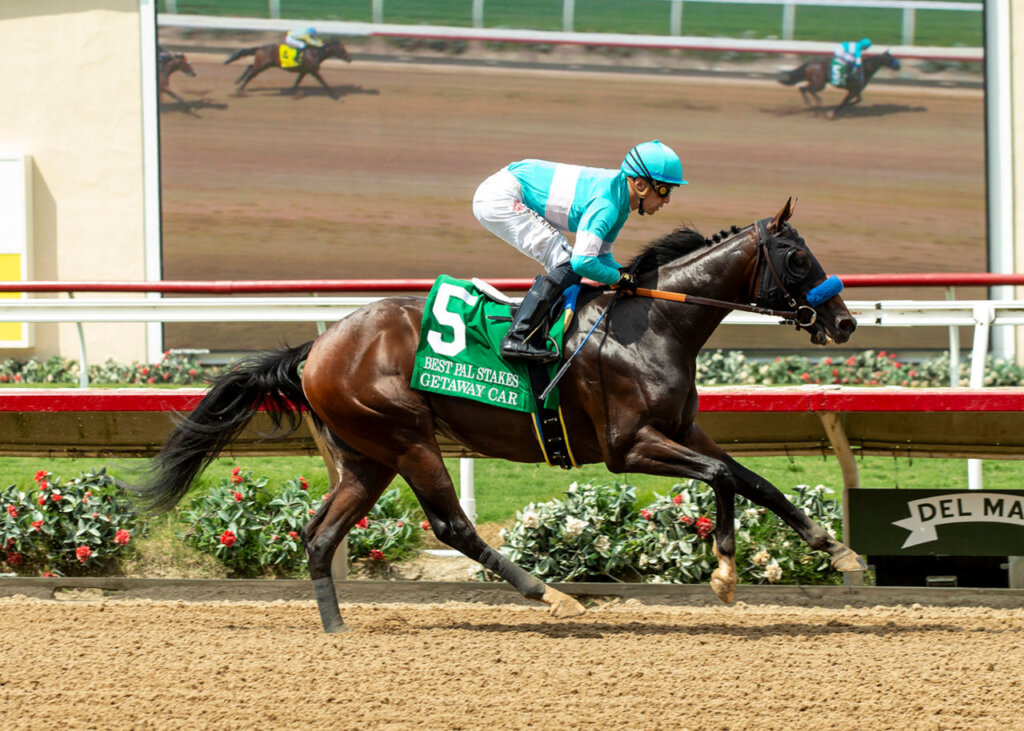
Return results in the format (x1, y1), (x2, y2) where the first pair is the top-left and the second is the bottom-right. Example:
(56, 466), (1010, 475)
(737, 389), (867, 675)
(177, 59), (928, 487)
(473, 167), (572, 273)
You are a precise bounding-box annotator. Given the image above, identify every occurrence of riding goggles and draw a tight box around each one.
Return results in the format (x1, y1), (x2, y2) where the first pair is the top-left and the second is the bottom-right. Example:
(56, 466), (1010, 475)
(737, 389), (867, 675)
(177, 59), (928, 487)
(648, 180), (676, 198)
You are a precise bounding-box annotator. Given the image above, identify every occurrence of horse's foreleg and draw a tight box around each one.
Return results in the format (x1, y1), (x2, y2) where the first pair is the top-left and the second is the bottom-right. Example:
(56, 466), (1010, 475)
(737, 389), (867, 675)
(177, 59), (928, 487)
(720, 453), (866, 572)
(289, 73), (306, 94)
(400, 448), (585, 618)
(311, 71), (336, 99)
(303, 449), (395, 633)
(620, 425), (740, 604)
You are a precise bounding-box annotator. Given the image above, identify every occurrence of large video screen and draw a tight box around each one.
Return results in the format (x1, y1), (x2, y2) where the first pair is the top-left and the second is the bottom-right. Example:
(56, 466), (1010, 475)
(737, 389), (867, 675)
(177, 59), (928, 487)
(156, 3), (986, 354)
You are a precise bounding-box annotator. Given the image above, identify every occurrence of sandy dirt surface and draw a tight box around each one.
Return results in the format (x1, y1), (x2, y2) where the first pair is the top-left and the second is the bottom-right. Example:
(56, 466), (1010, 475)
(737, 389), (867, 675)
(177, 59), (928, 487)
(1, 594), (1021, 730)
(158, 50), (985, 353)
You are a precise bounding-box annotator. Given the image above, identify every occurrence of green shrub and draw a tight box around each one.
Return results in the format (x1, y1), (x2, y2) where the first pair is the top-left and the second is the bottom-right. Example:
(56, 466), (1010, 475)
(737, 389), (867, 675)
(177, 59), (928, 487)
(178, 470), (423, 577)
(0, 468), (141, 576)
(493, 480), (843, 585)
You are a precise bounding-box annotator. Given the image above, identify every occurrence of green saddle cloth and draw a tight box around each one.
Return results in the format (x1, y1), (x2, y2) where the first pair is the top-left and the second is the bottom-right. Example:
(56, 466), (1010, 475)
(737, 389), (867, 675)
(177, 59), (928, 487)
(411, 275), (567, 414)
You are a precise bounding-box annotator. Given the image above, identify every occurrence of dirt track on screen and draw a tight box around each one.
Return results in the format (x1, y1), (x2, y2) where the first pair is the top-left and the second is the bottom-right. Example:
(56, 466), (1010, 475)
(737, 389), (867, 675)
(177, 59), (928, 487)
(1, 594), (1021, 729)
(158, 54), (985, 352)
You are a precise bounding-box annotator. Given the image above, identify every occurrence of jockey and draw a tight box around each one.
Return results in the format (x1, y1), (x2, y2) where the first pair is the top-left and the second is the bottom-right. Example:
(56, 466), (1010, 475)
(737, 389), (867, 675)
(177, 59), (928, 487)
(832, 37), (871, 87)
(285, 26), (324, 53)
(473, 140), (686, 363)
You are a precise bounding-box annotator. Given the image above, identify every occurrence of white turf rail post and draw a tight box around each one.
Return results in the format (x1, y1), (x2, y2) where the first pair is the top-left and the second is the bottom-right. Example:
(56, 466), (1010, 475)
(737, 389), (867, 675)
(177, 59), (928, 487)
(967, 303), (995, 491)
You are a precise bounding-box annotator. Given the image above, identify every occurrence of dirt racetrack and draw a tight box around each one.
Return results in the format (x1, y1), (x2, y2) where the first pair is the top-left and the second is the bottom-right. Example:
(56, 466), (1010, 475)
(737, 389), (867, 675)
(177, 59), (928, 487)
(2, 592), (1022, 730)
(158, 50), (985, 353)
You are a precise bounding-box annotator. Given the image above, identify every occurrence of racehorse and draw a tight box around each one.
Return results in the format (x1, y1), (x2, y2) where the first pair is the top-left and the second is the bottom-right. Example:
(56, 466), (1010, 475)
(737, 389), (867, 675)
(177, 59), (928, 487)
(132, 199), (864, 634)
(779, 51), (901, 118)
(158, 52), (196, 105)
(224, 40), (352, 97)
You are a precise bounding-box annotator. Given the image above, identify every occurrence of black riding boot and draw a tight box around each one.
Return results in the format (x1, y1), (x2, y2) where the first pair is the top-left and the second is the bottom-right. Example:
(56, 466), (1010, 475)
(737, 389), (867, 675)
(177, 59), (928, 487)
(501, 275), (560, 363)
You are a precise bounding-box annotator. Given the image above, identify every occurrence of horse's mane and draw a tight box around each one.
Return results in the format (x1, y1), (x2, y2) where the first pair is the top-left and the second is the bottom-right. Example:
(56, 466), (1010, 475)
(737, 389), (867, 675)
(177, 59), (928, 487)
(629, 224), (746, 275)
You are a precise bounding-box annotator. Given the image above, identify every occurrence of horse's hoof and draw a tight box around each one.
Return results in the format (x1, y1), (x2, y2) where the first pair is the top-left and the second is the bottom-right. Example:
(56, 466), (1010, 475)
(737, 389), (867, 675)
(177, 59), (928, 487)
(542, 587), (586, 619)
(710, 571), (736, 605)
(831, 547), (867, 572)
(323, 622), (352, 634)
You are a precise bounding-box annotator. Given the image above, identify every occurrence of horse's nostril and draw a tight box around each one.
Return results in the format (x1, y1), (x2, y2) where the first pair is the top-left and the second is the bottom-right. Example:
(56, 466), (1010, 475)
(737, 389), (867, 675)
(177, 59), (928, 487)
(837, 316), (857, 334)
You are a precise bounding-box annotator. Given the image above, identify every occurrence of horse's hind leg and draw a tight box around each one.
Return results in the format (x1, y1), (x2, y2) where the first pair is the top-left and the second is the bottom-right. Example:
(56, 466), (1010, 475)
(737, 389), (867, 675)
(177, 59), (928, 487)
(400, 448), (585, 619)
(303, 444), (396, 633)
(238, 63), (271, 92)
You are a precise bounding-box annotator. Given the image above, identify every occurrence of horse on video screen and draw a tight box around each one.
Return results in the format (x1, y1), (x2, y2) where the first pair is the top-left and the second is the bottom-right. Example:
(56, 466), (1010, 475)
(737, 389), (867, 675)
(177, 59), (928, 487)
(131, 199), (865, 633)
(780, 51), (901, 118)
(224, 40), (352, 97)
(158, 52), (196, 106)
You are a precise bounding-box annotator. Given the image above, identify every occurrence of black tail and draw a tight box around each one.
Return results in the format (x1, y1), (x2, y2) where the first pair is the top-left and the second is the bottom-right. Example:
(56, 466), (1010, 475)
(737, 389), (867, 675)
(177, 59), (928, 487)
(779, 63), (809, 86)
(132, 342), (316, 514)
(224, 47), (258, 65)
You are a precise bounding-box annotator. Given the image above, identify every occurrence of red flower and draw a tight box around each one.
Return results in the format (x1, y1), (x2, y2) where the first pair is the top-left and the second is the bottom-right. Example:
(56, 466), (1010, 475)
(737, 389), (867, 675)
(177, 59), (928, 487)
(38, 496), (46, 506)
(146, 378), (155, 384)
(640, 509), (653, 521)
(34, 470), (48, 482)
(75, 545), (92, 563)
(233, 491), (243, 502)
(162, 372), (171, 380)
(823, 357), (832, 365)
(356, 518), (369, 529)
(41, 571), (57, 578)
(368, 549), (385, 561)
(6, 505), (16, 518)
(421, 520), (431, 531)
(397, 521), (404, 528)
(38, 480), (49, 491)
(298, 477), (308, 491)
(188, 369), (197, 377)
(51, 493), (61, 502)
(270, 535), (278, 542)
(680, 515), (693, 525)
(220, 530), (236, 547)
(114, 530), (131, 545)
(288, 531), (298, 539)
(5, 552), (24, 566)
(672, 494), (682, 506)
(695, 516), (714, 538)
(231, 467), (242, 477)
(140, 367), (149, 375)
(31, 520), (43, 531)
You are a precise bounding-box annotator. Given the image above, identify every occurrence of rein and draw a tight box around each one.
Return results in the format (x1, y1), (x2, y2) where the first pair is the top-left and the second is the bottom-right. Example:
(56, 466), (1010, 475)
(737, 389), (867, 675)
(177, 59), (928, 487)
(629, 287), (816, 326)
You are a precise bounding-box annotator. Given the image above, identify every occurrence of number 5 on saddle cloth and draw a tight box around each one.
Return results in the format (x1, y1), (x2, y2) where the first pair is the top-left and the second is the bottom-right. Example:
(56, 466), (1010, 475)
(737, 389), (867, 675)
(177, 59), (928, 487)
(411, 275), (580, 468)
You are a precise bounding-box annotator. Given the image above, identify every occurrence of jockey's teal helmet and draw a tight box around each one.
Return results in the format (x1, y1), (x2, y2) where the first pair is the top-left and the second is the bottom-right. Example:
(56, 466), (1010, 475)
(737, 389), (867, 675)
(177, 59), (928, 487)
(621, 140), (687, 192)
(860, 37), (872, 47)
(307, 26), (318, 35)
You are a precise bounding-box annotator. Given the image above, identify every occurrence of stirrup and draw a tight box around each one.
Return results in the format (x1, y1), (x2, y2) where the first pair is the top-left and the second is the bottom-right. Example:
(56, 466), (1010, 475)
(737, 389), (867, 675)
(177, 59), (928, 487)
(500, 338), (557, 364)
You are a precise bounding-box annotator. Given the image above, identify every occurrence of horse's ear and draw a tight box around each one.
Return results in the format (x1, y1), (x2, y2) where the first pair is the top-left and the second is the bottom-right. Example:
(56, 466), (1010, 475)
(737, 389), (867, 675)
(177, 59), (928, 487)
(770, 197), (796, 233)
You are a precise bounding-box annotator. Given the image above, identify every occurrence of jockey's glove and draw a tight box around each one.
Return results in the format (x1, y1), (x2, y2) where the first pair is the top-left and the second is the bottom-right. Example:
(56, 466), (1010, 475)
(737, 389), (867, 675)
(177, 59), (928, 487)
(615, 270), (638, 295)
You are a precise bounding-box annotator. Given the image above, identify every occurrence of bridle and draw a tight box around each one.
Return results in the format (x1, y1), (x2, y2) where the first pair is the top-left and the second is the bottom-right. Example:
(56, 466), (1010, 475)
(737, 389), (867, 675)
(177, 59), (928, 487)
(623, 219), (818, 328)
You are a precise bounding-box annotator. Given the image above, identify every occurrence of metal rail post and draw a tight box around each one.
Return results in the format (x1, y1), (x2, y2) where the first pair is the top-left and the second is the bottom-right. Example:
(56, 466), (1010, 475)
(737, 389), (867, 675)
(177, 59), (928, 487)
(967, 303), (994, 490)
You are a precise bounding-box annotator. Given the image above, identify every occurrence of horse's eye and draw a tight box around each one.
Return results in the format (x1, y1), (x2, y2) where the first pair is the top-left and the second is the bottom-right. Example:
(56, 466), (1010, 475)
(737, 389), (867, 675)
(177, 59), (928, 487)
(786, 250), (812, 279)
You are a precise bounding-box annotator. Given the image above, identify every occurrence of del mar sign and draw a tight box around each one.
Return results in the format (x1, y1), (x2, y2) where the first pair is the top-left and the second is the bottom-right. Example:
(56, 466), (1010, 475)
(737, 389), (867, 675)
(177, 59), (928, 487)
(848, 489), (1024, 556)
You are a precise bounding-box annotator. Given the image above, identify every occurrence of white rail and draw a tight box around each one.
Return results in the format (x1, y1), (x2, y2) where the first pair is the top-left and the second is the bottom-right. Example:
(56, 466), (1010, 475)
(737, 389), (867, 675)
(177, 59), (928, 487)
(157, 13), (983, 62)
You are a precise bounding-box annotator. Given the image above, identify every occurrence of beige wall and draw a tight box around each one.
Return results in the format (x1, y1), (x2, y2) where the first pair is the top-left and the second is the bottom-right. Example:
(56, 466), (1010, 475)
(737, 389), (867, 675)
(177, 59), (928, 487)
(1015, 0), (1024, 357)
(0, 1), (149, 364)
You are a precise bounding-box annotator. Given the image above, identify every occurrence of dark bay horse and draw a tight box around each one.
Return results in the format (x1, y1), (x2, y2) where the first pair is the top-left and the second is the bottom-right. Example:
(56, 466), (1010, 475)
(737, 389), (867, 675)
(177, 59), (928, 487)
(158, 52), (196, 105)
(224, 40), (352, 97)
(779, 51), (901, 117)
(132, 199), (864, 633)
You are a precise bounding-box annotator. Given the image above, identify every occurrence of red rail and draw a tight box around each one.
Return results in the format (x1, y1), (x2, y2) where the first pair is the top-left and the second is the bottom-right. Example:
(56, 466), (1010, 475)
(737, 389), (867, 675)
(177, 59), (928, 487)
(0, 274), (1021, 295)
(4, 387), (1023, 414)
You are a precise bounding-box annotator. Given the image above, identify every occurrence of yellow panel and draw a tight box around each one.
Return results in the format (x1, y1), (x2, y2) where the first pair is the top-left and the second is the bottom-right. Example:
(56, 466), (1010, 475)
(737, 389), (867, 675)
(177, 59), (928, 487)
(0, 253), (24, 341)
(0, 254), (21, 299)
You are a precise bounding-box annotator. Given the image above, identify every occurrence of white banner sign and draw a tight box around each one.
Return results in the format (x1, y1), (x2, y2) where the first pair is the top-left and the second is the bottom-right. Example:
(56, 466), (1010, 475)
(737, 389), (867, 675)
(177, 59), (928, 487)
(892, 493), (1024, 548)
